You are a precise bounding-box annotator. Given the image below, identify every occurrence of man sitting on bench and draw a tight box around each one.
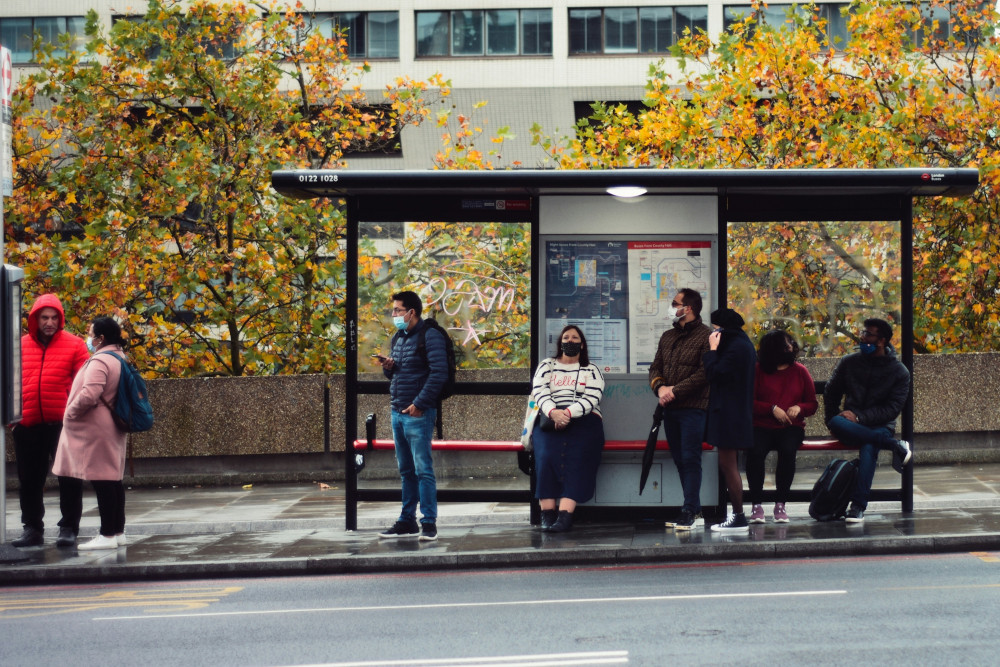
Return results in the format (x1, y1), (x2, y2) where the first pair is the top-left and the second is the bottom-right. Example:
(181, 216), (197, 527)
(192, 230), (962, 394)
(824, 317), (912, 524)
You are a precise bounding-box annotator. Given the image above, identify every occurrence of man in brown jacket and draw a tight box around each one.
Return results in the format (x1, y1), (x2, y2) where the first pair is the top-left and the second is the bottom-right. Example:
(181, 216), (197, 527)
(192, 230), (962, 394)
(648, 288), (711, 530)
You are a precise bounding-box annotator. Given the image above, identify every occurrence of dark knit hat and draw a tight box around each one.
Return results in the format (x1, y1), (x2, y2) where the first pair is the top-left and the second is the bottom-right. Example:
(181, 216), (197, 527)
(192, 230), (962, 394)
(710, 308), (745, 330)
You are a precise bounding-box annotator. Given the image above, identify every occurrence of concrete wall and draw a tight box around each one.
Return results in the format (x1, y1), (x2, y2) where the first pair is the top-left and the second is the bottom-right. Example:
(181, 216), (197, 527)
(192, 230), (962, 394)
(130, 352), (1000, 455)
(7, 353), (1000, 484)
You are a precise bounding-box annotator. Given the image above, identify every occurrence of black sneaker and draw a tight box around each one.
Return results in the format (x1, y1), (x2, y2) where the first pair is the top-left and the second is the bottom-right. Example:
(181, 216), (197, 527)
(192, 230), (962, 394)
(892, 439), (912, 473)
(845, 504), (865, 523)
(378, 520), (419, 538)
(711, 513), (750, 532)
(673, 510), (704, 531)
(419, 523), (438, 541)
(55, 527), (77, 547)
(12, 527), (43, 547)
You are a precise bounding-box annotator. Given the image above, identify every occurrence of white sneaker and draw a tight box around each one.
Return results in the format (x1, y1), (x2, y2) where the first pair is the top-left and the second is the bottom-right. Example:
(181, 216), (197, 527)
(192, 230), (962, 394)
(116, 532), (127, 547)
(78, 535), (119, 550)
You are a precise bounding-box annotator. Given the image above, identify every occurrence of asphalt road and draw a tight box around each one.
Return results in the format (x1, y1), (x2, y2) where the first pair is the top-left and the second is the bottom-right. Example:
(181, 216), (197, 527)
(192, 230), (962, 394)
(2, 550), (999, 666)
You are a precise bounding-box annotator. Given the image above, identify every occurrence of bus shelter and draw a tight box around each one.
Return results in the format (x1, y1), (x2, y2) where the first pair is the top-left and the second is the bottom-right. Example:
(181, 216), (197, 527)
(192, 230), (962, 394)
(271, 168), (979, 530)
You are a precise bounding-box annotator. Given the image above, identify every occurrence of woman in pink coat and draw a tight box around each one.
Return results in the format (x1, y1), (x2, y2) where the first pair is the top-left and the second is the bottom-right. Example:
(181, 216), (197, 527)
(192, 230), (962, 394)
(52, 317), (129, 550)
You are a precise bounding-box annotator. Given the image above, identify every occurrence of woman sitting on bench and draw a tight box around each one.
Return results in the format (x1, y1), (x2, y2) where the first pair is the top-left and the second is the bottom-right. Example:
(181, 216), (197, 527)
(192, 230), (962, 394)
(746, 330), (818, 523)
(530, 325), (606, 533)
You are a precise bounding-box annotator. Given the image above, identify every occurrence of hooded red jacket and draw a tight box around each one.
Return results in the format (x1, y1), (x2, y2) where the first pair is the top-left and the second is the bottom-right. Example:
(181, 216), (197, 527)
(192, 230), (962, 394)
(20, 294), (90, 427)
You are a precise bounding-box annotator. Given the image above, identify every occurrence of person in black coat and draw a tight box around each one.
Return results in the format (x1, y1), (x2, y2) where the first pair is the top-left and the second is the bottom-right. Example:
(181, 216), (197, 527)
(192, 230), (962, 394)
(824, 317), (911, 523)
(703, 308), (757, 532)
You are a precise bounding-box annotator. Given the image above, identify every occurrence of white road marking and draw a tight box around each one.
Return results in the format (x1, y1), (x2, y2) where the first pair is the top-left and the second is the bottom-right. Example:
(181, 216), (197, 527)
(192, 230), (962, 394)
(94, 589), (845, 621)
(281, 650), (629, 666)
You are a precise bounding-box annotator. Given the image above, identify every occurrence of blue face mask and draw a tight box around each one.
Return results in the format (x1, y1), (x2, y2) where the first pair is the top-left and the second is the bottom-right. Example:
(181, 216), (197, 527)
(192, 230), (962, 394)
(392, 315), (408, 331)
(86, 337), (95, 353)
(860, 342), (877, 355)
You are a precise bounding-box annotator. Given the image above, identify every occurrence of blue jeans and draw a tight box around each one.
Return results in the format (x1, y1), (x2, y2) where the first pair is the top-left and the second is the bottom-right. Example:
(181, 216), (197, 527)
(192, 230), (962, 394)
(391, 407), (437, 525)
(662, 408), (707, 514)
(826, 415), (898, 510)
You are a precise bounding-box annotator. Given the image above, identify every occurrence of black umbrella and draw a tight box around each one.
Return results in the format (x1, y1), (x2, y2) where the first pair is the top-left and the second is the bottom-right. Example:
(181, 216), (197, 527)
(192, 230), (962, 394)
(639, 404), (664, 495)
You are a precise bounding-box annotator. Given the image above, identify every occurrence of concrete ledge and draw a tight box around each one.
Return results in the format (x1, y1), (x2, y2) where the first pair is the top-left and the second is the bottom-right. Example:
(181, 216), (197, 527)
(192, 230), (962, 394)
(5, 353), (1000, 473)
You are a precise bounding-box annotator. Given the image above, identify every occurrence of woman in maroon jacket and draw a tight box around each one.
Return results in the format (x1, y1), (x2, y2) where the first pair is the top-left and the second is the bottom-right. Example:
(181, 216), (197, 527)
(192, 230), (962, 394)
(747, 330), (818, 524)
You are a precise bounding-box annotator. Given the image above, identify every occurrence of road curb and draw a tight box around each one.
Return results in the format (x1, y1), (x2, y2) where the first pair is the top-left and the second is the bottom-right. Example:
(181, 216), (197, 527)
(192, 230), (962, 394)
(4, 532), (1000, 585)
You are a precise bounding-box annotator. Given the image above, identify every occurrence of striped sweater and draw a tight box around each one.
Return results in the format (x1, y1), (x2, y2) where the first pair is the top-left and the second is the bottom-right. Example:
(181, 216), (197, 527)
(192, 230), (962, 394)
(531, 359), (605, 419)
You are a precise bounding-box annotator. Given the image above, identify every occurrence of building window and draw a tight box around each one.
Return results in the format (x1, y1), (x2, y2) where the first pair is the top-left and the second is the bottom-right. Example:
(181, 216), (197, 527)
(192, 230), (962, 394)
(416, 9), (552, 57)
(574, 100), (646, 128)
(309, 12), (399, 59)
(568, 7), (707, 55)
(112, 15), (237, 60)
(1, 16), (87, 64)
(910, 1), (984, 49)
(342, 104), (404, 156)
(724, 3), (849, 47)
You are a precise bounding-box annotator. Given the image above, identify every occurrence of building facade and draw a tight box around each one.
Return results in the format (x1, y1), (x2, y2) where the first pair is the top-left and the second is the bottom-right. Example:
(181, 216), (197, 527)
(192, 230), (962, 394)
(3, 1), (946, 168)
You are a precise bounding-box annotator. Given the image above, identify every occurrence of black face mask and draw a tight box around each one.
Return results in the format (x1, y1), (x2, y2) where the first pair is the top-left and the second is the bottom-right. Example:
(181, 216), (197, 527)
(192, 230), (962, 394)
(780, 350), (797, 365)
(561, 342), (582, 357)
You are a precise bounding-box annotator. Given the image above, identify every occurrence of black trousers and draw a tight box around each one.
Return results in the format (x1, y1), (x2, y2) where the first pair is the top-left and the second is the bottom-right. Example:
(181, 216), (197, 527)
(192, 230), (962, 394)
(12, 423), (84, 532)
(91, 480), (126, 537)
(746, 426), (805, 505)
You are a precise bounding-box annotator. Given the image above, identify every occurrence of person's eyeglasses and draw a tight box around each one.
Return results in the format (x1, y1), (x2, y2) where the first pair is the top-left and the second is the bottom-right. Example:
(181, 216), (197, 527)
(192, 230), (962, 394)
(391, 307), (410, 315)
(671, 301), (685, 308)
(860, 330), (879, 340)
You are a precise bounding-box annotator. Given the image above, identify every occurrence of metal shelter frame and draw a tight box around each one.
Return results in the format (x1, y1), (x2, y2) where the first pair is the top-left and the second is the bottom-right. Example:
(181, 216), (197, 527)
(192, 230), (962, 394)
(271, 167), (980, 530)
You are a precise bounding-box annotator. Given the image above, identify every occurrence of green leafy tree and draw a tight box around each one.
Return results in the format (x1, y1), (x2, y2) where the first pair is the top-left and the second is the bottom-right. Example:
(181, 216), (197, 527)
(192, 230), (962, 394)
(358, 221), (532, 371)
(6, 0), (449, 375)
(532, 0), (1000, 354)
(357, 101), (532, 372)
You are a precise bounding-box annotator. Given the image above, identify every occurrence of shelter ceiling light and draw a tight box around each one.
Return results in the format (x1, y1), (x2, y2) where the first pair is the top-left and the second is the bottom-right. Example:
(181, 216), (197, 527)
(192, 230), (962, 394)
(606, 186), (647, 198)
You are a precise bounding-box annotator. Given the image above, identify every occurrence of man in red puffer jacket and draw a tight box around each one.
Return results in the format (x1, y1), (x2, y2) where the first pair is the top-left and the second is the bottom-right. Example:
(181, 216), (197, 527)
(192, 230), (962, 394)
(11, 294), (90, 548)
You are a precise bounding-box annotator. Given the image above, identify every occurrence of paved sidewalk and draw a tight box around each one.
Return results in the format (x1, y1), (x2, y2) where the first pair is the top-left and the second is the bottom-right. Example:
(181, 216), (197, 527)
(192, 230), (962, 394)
(2, 463), (1000, 584)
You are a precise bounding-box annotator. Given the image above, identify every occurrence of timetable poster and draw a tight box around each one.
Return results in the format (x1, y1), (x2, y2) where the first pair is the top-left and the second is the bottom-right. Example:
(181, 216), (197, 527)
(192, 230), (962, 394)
(627, 241), (712, 373)
(545, 240), (629, 373)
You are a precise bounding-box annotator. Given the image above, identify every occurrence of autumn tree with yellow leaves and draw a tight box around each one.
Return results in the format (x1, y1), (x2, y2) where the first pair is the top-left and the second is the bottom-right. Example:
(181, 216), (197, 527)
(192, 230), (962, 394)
(6, 0), (449, 376)
(533, 0), (1000, 354)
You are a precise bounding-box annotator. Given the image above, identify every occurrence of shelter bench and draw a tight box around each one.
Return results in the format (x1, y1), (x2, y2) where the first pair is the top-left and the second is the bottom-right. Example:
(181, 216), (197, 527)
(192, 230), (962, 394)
(350, 416), (720, 522)
(349, 389), (912, 525)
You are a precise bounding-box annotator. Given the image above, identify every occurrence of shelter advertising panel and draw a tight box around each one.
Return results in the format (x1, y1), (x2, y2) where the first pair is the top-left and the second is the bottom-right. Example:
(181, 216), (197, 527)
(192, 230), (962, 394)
(542, 237), (714, 375)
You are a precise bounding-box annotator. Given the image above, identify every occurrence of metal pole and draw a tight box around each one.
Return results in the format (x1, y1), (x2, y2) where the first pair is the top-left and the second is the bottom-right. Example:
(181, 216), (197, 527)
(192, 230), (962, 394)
(0, 49), (26, 558)
(528, 201), (539, 525)
(344, 199), (359, 531)
(1, 61), (7, 544)
(901, 197), (915, 513)
(1, 172), (5, 548)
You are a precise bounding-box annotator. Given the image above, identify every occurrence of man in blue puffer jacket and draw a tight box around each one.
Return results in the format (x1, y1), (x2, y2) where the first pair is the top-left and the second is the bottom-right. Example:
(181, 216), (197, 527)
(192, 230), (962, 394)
(375, 290), (449, 542)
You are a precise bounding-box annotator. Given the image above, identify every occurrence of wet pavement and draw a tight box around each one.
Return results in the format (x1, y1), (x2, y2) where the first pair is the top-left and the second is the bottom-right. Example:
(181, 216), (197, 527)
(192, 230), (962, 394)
(2, 462), (1000, 584)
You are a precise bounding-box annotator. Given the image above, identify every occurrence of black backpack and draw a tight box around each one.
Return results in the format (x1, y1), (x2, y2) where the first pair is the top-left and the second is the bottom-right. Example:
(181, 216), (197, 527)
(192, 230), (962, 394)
(393, 317), (457, 402)
(808, 458), (860, 521)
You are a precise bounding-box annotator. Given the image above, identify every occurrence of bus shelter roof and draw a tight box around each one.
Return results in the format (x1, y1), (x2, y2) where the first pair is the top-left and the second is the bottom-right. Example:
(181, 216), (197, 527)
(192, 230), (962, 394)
(271, 167), (979, 201)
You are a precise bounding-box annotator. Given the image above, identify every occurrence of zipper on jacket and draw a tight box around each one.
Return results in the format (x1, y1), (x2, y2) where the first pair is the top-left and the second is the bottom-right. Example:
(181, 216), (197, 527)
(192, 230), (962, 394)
(36, 344), (47, 423)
